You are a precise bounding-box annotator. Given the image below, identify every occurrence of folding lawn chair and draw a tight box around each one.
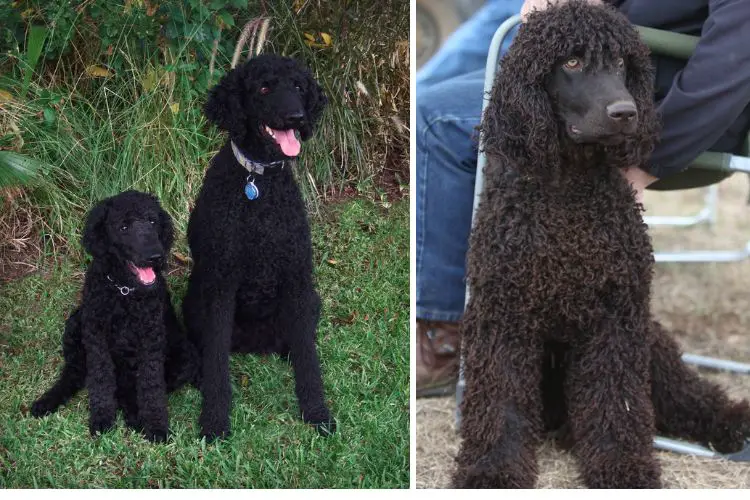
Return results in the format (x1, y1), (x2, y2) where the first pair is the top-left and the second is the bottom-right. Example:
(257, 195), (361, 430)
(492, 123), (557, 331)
(454, 14), (750, 462)
(636, 26), (750, 263)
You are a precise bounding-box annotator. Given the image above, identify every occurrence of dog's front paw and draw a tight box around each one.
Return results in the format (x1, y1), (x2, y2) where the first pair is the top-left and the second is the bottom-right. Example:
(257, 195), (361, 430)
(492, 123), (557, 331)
(302, 407), (336, 436)
(30, 397), (57, 418)
(143, 427), (169, 443)
(199, 414), (230, 443)
(89, 414), (116, 437)
(710, 401), (750, 454)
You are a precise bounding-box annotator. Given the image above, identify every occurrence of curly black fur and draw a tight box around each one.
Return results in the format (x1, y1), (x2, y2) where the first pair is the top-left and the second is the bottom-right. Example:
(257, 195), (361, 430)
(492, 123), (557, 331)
(30, 191), (198, 442)
(184, 54), (335, 441)
(455, 1), (750, 489)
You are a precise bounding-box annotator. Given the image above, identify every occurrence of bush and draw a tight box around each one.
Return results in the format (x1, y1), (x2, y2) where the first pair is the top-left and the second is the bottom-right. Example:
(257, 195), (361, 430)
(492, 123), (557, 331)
(0, 0), (409, 257)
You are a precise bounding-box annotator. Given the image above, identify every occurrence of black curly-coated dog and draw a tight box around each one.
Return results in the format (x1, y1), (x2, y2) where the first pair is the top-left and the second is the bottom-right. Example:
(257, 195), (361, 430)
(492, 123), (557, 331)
(455, 1), (750, 489)
(31, 191), (197, 442)
(183, 54), (334, 441)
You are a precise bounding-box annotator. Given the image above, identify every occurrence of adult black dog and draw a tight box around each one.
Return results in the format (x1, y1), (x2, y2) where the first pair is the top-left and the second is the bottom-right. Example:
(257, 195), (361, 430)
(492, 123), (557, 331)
(183, 54), (334, 441)
(31, 190), (197, 442)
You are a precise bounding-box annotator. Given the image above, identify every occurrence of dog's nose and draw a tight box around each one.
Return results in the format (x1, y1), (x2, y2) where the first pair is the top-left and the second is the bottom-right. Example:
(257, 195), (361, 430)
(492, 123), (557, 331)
(607, 101), (637, 122)
(285, 111), (305, 125)
(148, 252), (163, 262)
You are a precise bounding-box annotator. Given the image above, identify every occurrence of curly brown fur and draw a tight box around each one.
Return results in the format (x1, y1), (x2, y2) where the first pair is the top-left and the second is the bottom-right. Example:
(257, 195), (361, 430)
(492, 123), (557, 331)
(455, 1), (750, 489)
(30, 191), (198, 442)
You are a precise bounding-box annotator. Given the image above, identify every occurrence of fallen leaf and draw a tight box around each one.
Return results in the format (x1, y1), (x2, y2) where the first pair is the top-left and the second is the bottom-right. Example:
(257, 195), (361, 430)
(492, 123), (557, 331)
(332, 311), (357, 325)
(292, 0), (306, 13)
(327, 259), (338, 265)
(0, 89), (13, 102)
(170, 102), (180, 114)
(320, 32), (332, 46)
(173, 252), (192, 264)
(85, 65), (113, 78)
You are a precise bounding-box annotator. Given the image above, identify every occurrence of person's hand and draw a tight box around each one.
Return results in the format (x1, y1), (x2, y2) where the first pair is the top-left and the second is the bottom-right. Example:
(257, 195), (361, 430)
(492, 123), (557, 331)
(621, 166), (658, 204)
(521, 0), (603, 22)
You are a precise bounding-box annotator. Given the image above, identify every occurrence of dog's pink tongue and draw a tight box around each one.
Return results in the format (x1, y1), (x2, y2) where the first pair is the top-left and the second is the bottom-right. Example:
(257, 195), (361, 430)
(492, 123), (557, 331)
(271, 128), (300, 157)
(134, 266), (155, 284)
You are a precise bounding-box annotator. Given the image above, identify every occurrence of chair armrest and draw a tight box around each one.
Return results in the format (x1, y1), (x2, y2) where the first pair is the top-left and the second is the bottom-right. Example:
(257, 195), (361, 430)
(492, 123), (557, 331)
(635, 26), (699, 60)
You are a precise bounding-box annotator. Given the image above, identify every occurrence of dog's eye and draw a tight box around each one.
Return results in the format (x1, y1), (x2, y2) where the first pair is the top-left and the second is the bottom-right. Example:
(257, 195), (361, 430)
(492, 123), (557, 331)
(260, 86), (270, 95)
(120, 225), (128, 232)
(295, 85), (301, 91)
(149, 219), (155, 225)
(564, 58), (582, 70)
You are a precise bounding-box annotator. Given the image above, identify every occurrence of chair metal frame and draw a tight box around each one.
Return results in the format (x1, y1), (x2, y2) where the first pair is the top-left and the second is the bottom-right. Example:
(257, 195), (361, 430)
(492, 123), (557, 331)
(455, 14), (750, 462)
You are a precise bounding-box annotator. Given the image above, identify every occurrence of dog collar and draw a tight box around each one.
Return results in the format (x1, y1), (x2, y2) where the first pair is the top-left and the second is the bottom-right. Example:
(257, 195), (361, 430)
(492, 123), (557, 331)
(231, 141), (285, 176)
(106, 274), (135, 296)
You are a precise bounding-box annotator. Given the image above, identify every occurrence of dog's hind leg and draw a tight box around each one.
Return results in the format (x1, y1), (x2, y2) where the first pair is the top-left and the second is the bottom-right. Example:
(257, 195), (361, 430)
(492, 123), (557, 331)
(649, 320), (750, 454)
(565, 315), (661, 489)
(280, 288), (335, 436)
(31, 309), (87, 417)
(452, 308), (546, 489)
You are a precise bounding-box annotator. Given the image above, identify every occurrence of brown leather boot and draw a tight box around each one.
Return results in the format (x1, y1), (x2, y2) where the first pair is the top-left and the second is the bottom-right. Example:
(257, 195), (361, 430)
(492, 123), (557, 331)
(416, 320), (460, 398)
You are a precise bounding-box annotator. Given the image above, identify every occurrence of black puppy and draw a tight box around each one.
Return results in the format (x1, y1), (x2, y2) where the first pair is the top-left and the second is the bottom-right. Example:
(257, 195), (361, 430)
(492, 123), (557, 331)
(31, 190), (197, 442)
(183, 54), (334, 441)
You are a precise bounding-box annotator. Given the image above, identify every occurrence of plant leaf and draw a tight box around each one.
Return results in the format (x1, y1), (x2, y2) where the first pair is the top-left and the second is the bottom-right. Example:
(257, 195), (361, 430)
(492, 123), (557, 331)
(21, 24), (48, 98)
(0, 151), (43, 189)
(218, 11), (234, 28)
(320, 32), (332, 46)
(43, 107), (56, 125)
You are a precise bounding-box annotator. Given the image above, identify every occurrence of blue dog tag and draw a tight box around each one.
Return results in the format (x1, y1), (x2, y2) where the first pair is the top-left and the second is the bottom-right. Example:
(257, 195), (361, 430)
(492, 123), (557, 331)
(244, 180), (259, 200)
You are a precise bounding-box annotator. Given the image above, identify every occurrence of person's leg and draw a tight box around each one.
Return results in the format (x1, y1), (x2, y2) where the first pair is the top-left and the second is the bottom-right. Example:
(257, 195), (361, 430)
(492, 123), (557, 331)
(416, 70), (485, 397)
(417, 0), (523, 89)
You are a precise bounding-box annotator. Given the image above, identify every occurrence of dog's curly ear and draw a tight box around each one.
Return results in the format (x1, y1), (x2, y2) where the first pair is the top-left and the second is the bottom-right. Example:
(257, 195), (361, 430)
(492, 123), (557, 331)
(81, 198), (111, 258)
(622, 35), (659, 169)
(204, 68), (247, 137)
(481, 37), (560, 175)
(301, 70), (327, 140)
(157, 205), (175, 252)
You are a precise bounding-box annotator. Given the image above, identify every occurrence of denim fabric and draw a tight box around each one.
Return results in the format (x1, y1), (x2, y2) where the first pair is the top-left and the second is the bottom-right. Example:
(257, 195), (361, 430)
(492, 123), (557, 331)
(415, 0), (523, 321)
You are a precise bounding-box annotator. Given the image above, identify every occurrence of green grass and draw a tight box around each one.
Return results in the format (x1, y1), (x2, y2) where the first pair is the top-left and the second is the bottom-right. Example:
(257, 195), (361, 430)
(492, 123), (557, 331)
(0, 198), (409, 488)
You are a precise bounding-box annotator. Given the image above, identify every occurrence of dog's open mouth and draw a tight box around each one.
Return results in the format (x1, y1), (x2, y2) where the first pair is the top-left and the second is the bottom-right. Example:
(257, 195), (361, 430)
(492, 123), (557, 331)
(128, 261), (156, 286)
(264, 125), (301, 157)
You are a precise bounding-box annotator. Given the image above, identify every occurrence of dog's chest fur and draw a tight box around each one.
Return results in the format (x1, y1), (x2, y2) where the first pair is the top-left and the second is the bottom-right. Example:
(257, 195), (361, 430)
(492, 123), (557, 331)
(82, 274), (167, 355)
(472, 169), (654, 330)
(188, 145), (313, 305)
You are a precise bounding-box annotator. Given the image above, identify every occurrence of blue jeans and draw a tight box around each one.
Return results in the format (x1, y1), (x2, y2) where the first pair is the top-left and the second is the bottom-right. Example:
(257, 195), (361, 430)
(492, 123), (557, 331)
(416, 0), (522, 322)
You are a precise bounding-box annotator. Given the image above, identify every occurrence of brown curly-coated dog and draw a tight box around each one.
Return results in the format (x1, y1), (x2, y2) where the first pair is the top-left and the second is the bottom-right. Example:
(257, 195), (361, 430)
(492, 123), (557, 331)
(455, 1), (750, 489)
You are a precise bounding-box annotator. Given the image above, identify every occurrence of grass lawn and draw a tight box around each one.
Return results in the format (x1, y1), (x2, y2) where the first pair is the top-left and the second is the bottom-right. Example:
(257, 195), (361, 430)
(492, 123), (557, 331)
(0, 197), (409, 488)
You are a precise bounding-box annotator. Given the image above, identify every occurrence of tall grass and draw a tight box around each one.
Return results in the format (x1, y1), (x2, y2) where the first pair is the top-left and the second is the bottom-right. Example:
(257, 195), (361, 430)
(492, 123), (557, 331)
(0, 0), (409, 260)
